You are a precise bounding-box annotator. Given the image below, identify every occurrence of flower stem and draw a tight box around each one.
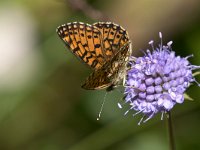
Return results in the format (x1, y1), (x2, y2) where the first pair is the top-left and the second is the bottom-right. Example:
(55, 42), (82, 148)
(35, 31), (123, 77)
(167, 111), (176, 150)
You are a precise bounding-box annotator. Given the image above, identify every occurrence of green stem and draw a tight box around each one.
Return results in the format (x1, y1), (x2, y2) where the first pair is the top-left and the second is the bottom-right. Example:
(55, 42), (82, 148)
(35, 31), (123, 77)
(167, 111), (176, 150)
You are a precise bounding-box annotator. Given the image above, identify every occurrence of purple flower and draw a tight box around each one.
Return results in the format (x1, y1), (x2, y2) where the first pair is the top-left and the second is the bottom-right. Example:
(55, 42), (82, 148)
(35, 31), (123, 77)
(120, 32), (200, 125)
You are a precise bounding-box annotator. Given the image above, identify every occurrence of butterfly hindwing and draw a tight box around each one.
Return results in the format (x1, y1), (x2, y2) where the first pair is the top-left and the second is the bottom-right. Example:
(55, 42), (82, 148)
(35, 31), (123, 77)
(81, 42), (132, 90)
(81, 68), (112, 90)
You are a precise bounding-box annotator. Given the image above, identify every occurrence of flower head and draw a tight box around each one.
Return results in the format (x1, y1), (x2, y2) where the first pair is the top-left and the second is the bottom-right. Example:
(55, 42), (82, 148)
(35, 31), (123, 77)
(121, 32), (200, 125)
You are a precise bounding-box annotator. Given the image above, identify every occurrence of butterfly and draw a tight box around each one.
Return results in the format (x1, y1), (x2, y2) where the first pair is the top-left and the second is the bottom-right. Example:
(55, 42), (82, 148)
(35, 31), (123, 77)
(56, 22), (132, 91)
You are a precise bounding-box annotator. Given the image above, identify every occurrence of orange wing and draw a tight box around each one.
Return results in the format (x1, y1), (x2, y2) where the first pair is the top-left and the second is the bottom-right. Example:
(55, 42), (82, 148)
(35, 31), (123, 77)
(93, 22), (130, 60)
(57, 22), (106, 69)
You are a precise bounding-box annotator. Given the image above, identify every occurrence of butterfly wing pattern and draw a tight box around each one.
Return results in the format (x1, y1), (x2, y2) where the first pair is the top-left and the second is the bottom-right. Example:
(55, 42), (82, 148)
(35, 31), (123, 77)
(56, 22), (132, 91)
(57, 22), (105, 69)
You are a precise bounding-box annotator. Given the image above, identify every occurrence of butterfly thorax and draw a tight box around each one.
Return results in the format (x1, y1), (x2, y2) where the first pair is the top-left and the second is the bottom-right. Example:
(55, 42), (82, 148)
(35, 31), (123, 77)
(105, 43), (132, 88)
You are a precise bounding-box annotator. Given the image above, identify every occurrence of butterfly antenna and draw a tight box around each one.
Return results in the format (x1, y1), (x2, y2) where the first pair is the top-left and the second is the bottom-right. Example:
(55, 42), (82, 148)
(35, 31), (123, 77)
(97, 92), (108, 120)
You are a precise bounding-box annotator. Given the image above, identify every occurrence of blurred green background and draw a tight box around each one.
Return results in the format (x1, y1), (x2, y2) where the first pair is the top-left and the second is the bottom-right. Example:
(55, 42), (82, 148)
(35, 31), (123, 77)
(0, 0), (200, 150)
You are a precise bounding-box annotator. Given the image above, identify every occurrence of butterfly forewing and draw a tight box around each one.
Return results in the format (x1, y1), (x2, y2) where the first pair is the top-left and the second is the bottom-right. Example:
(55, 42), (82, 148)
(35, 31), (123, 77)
(57, 22), (105, 69)
(93, 22), (130, 59)
(57, 22), (132, 90)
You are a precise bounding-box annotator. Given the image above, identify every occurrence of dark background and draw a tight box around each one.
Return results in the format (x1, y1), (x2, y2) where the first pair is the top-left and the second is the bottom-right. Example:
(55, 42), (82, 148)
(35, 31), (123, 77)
(0, 0), (200, 150)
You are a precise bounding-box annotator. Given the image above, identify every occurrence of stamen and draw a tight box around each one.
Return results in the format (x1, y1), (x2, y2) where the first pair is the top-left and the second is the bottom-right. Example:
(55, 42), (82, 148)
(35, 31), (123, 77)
(149, 40), (154, 45)
(149, 40), (155, 51)
(185, 54), (194, 59)
(159, 32), (163, 50)
(143, 112), (155, 123)
(124, 110), (129, 115)
(124, 107), (132, 115)
(167, 41), (173, 47)
(146, 49), (153, 60)
(190, 65), (200, 70)
(193, 78), (200, 87)
(133, 108), (144, 117)
(159, 32), (162, 39)
(124, 105), (135, 115)
(117, 97), (127, 108)
(138, 114), (145, 125)
(118, 103), (122, 109)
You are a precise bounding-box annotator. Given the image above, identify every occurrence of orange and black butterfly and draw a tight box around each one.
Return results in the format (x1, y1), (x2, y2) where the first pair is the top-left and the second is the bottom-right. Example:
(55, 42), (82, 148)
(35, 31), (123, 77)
(56, 22), (132, 91)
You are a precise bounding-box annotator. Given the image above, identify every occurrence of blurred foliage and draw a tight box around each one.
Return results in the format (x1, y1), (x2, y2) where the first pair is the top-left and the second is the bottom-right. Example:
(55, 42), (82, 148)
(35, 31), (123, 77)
(0, 0), (200, 150)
